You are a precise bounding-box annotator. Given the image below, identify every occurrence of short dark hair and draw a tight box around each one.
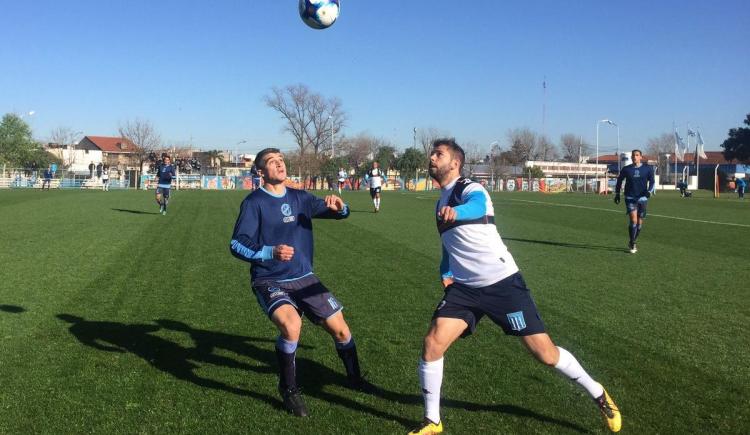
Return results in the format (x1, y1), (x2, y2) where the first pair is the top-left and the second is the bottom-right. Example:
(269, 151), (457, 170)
(432, 138), (465, 171)
(631, 149), (643, 156)
(255, 148), (281, 170)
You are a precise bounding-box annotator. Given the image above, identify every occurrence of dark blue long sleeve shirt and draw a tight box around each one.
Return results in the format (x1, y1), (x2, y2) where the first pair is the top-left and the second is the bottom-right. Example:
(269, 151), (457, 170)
(156, 164), (176, 187)
(229, 187), (349, 282)
(615, 164), (655, 198)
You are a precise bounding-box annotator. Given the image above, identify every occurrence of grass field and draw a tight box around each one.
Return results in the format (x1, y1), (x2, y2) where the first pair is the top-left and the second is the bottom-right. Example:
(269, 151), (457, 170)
(0, 188), (748, 434)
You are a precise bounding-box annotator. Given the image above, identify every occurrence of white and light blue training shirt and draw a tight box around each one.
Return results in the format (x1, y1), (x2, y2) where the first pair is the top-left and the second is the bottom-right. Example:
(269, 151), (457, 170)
(437, 177), (519, 288)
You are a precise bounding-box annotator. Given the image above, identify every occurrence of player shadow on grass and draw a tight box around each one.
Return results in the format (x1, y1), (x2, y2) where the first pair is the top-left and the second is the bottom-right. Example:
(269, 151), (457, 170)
(0, 304), (26, 313)
(55, 315), (587, 431)
(155, 319), (588, 432)
(55, 314), (279, 407)
(505, 237), (626, 253)
(111, 208), (160, 215)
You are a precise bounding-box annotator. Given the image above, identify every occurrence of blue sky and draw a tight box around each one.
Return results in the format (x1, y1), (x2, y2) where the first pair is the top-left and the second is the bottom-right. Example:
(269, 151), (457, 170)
(2, 0), (748, 155)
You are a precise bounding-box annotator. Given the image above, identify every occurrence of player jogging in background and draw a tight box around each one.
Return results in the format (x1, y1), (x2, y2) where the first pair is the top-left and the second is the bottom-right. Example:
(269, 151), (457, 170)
(229, 148), (369, 418)
(155, 155), (176, 215)
(408, 138), (621, 435)
(366, 161), (385, 212)
(614, 149), (655, 254)
(337, 167), (347, 195)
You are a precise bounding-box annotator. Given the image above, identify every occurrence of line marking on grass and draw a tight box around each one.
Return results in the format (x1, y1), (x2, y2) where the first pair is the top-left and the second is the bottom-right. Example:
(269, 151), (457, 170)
(502, 198), (750, 228)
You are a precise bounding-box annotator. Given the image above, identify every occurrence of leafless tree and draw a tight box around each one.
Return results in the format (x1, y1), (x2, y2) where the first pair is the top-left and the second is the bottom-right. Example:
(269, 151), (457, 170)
(559, 133), (592, 162)
(647, 133), (675, 177)
(536, 134), (558, 161)
(506, 127), (538, 164)
(646, 133), (674, 156)
(49, 127), (81, 168)
(118, 118), (161, 188)
(264, 84), (346, 159)
(337, 133), (376, 171)
(417, 127), (451, 156)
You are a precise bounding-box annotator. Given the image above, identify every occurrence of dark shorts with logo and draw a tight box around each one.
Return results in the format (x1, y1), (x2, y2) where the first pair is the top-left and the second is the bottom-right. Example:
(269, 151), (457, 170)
(252, 274), (342, 324)
(625, 196), (648, 218)
(369, 186), (381, 198)
(156, 186), (171, 198)
(432, 272), (545, 337)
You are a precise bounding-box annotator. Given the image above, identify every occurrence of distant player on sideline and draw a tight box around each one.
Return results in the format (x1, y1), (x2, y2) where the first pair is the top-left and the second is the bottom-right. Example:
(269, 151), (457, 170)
(155, 155), (176, 215)
(408, 139), (621, 435)
(337, 167), (347, 195)
(42, 166), (52, 190)
(614, 149), (655, 254)
(229, 148), (367, 418)
(366, 161), (385, 212)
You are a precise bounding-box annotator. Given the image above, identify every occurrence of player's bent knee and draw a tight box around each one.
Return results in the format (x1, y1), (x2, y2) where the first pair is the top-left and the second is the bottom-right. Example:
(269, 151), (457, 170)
(422, 334), (448, 360)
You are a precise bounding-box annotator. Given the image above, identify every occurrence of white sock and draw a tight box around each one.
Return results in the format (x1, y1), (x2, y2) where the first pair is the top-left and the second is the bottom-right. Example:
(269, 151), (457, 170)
(418, 357), (443, 424)
(554, 347), (604, 398)
(376, 198), (380, 208)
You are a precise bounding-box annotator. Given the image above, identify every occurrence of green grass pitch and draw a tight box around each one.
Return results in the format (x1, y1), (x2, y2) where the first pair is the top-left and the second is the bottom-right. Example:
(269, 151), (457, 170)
(0, 188), (747, 434)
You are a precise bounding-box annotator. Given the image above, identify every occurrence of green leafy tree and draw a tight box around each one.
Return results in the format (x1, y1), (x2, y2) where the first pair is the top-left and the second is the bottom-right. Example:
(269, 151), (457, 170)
(721, 114), (750, 163)
(396, 147), (426, 185)
(0, 113), (37, 166)
(526, 165), (545, 178)
(319, 156), (349, 178)
(373, 145), (397, 170)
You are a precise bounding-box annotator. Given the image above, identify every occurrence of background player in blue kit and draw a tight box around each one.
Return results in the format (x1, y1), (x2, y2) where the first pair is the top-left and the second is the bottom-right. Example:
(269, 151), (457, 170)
(408, 139), (621, 435)
(229, 148), (366, 417)
(614, 149), (655, 253)
(155, 155), (176, 215)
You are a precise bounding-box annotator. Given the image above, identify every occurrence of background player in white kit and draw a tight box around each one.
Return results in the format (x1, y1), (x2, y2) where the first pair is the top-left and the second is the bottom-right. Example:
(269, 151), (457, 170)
(366, 161), (385, 212)
(408, 139), (621, 435)
(337, 167), (347, 195)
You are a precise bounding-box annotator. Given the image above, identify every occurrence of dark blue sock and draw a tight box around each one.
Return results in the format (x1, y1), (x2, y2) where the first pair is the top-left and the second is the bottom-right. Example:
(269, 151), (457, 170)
(634, 224), (642, 241)
(335, 337), (360, 380)
(628, 224), (637, 244)
(276, 337), (298, 391)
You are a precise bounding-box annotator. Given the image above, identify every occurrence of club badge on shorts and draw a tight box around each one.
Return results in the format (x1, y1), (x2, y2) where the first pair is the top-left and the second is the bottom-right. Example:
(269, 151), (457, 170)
(506, 311), (527, 331)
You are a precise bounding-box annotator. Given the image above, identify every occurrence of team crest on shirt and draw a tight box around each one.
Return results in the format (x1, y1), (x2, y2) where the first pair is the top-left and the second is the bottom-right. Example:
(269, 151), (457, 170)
(281, 203), (295, 223)
(506, 311), (526, 331)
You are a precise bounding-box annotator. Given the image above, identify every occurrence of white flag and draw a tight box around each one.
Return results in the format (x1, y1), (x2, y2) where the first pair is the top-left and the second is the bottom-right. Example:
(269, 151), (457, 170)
(696, 131), (708, 159)
(674, 131), (685, 161)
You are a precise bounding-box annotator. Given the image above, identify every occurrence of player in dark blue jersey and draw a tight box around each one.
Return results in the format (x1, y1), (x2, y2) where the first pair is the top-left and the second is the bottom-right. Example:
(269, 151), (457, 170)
(614, 149), (655, 253)
(230, 148), (366, 417)
(155, 156), (176, 215)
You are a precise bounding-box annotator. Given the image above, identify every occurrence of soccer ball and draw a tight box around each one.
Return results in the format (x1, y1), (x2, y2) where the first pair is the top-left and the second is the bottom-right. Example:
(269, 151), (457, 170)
(298, 0), (340, 30)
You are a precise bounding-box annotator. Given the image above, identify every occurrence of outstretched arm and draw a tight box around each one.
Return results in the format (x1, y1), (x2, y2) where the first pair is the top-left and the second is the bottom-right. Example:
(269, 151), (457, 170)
(311, 194), (350, 219)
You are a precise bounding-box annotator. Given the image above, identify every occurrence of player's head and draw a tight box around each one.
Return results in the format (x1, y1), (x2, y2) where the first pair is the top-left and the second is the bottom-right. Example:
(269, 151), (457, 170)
(429, 138), (464, 183)
(631, 149), (642, 164)
(372, 161), (379, 168)
(255, 147), (286, 184)
(163, 155), (171, 164)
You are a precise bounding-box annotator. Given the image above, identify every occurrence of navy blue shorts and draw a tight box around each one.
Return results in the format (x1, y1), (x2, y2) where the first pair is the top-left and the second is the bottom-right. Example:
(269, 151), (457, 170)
(433, 272), (546, 337)
(252, 275), (342, 324)
(624, 196), (648, 218)
(369, 186), (381, 197)
(156, 187), (171, 198)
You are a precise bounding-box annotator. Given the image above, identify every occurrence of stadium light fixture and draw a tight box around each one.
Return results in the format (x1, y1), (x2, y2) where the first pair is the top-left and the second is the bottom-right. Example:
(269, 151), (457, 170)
(596, 119), (618, 174)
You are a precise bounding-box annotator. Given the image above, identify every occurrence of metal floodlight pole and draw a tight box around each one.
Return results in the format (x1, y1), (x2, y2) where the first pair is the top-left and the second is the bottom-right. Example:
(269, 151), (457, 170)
(616, 124), (620, 173)
(328, 115), (334, 158)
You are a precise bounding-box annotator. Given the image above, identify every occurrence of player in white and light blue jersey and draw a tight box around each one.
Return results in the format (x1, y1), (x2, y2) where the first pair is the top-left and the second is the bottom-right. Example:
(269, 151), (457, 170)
(407, 139), (621, 435)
